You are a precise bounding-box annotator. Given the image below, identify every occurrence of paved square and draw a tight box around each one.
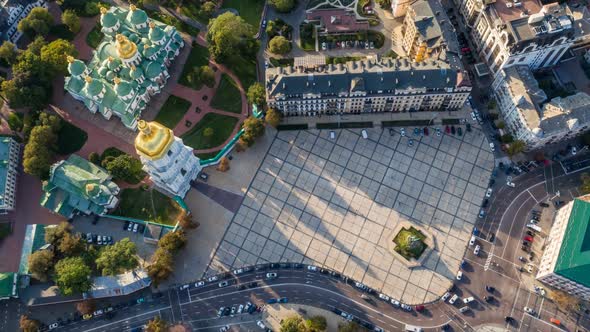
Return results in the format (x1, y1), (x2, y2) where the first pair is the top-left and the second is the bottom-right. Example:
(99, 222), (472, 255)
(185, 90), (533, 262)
(208, 126), (494, 304)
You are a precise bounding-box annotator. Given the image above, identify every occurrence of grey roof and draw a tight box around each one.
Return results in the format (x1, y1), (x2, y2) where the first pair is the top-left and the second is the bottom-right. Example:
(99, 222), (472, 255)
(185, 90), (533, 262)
(540, 92), (590, 136)
(502, 65), (546, 130)
(409, 0), (459, 54)
(266, 57), (470, 99)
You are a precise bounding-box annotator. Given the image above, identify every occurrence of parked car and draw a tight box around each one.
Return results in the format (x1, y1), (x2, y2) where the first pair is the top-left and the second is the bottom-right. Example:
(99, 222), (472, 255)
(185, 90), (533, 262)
(266, 272), (277, 279)
(207, 275), (219, 282)
(449, 294), (459, 305)
(456, 271), (463, 280)
(469, 235), (476, 246)
(486, 188), (493, 197)
(474, 245), (481, 255)
(400, 128), (406, 137)
(355, 282), (368, 290)
(179, 284), (189, 290)
(463, 296), (474, 304)
(307, 265), (318, 271)
(408, 139), (414, 146)
(524, 306), (536, 316)
(194, 281), (205, 287)
(379, 293), (390, 301)
(218, 281), (229, 288)
(400, 303), (412, 311)
(441, 292), (451, 301)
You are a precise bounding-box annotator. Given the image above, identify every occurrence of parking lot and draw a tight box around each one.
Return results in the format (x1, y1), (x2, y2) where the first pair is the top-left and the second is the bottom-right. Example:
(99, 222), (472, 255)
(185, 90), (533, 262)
(207, 125), (494, 304)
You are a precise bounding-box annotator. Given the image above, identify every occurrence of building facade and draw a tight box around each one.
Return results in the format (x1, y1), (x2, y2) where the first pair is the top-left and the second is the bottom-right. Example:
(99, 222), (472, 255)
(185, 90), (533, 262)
(266, 57), (471, 116)
(40, 155), (120, 218)
(492, 65), (590, 150)
(64, 5), (184, 130)
(0, 0), (46, 44)
(134, 120), (201, 197)
(401, 0), (458, 62)
(0, 137), (19, 214)
(458, 0), (574, 75)
(537, 197), (590, 300)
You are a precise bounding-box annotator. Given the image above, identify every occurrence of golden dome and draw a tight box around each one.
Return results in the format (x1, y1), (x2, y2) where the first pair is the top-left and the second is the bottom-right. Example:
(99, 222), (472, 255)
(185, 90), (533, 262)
(113, 77), (121, 84)
(149, 21), (155, 29)
(66, 55), (74, 63)
(100, 6), (108, 14)
(135, 120), (174, 161)
(130, 4), (137, 11)
(84, 76), (93, 83)
(115, 34), (138, 60)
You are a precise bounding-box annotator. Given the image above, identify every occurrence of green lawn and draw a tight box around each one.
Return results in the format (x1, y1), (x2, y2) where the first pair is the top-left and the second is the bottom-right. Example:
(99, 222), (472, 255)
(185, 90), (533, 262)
(145, 8), (200, 36)
(154, 95), (191, 129)
(221, 0), (265, 27)
(57, 121), (88, 155)
(179, 42), (210, 89)
(224, 54), (257, 90)
(112, 188), (182, 226)
(181, 113), (239, 150)
(393, 227), (427, 260)
(211, 74), (242, 114)
(86, 24), (104, 49)
(196, 150), (221, 160)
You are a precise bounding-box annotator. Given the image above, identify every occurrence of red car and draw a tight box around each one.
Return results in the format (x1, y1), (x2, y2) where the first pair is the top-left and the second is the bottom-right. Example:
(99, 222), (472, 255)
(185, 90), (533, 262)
(524, 236), (533, 242)
(423, 127), (429, 136)
(415, 305), (425, 312)
(445, 125), (450, 134)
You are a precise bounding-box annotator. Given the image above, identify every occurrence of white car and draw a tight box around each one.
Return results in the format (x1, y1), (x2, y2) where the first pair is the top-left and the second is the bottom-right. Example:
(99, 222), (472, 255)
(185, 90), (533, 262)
(93, 309), (104, 317)
(456, 271), (463, 280)
(524, 306), (536, 316)
(506, 181), (515, 188)
(469, 235), (476, 246)
(207, 275), (218, 282)
(233, 268), (243, 275)
(48, 323), (59, 330)
(219, 325), (230, 332)
(489, 142), (495, 152)
(441, 292), (451, 301)
(321, 42), (327, 50)
(390, 298), (400, 307)
(179, 284), (189, 290)
(237, 304), (244, 314)
(401, 128), (406, 137)
(400, 304), (412, 311)
(486, 188), (493, 198)
(266, 272), (277, 279)
(474, 245), (481, 255)
(379, 293), (390, 301)
(471, 112), (476, 121)
(257, 320), (266, 329)
(264, 60), (269, 69)
(307, 265), (318, 271)
(572, 147), (577, 155)
(459, 306), (470, 313)
(194, 281), (205, 287)
(218, 281), (229, 288)
(449, 294), (459, 304)
(355, 282), (368, 290)
(133, 223), (138, 233)
(478, 209), (485, 219)
(463, 296), (474, 304)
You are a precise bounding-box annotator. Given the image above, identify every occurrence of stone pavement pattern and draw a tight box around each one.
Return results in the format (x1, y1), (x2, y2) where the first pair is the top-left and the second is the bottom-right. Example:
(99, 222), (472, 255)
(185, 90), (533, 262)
(207, 127), (495, 304)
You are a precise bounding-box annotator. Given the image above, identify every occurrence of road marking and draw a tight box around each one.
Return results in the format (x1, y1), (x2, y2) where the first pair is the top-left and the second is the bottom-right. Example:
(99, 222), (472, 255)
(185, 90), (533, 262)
(168, 291), (176, 322)
(484, 253), (493, 271)
(84, 307), (170, 332)
(527, 190), (539, 202)
(500, 195), (537, 258)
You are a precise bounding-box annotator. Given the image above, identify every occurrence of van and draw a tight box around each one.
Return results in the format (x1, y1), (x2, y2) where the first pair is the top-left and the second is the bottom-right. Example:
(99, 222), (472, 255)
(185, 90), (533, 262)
(361, 129), (368, 139)
(404, 325), (423, 332)
(526, 224), (542, 232)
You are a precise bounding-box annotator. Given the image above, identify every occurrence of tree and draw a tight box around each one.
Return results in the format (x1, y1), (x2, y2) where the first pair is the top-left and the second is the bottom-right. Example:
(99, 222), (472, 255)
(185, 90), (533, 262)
(103, 154), (145, 184)
(95, 238), (139, 276)
(6, 112), (23, 131)
(506, 140), (526, 157)
(217, 156), (230, 172)
(76, 300), (96, 315)
(54, 256), (93, 295)
(265, 108), (281, 128)
(179, 214), (199, 229)
(338, 322), (361, 332)
(581, 173), (590, 195)
(500, 134), (514, 144)
(146, 317), (168, 332)
(57, 0), (86, 11)
(203, 127), (214, 139)
(199, 65), (216, 88)
(207, 12), (254, 61)
(28, 250), (54, 282)
(27, 36), (46, 55)
(496, 121), (505, 129)
(306, 316), (327, 332)
(62, 10), (81, 33)
(269, 36), (291, 54)
(270, 0), (295, 13)
(58, 232), (84, 257)
(201, 1), (216, 17)
(19, 315), (40, 332)
(281, 316), (307, 332)
(88, 152), (101, 165)
(0, 41), (17, 65)
(552, 289), (580, 312)
(247, 82), (266, 107)
(18, 7), (54, 37)
(241, 116), (265, 147)
(40, 39), (78, 74)
(158, 230), (186, 253)
(45, 221), (72, 247)
(376, 0), (392, 8)
(147, 248), (174, 286)
(23, 125), (58, 178)
(2, 48), (53, 109)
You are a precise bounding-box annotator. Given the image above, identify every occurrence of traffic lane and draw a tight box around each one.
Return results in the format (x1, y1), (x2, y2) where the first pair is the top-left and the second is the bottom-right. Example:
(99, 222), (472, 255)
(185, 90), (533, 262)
(71, 306), (169, 332)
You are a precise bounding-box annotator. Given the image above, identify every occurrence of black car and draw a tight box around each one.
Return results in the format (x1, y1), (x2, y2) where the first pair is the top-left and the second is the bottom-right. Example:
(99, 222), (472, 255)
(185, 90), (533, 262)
(482, 199), (489, 208)
(270, 263), (280, 269)
(484, 296), (493, 303)
(489, 179), (495, 186)
(531, 215), (540, 221)
(223, 307), (231, 316)
(293, 263), (303, 269)
(489, 233), (495, 242)
(92, 215), (99, 225)
(526, 230), (534, 236)
(466, 123), (472, 132)
(441, 324), (450, 331)
(486, 285), (495, 292)
(332, 308), (342, 315)
(451, 126), (456, 135)
(248, 282), (259, 288)
(123, 220), (129, 230)
(330, 271), (341, 278)
(539, 202), (549, 207)
(522, 241), (529, 246)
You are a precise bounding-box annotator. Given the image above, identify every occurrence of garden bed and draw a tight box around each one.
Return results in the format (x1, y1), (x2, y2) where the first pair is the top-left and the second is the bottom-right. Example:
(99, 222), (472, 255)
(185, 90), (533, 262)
(112, 188), (182, 226)
(179, 42), (210, 89)
(154, 95), (191, 129)
(211, 74), (242, 114)
(393, 227), (427, 260)
(181, 113), (239, 150)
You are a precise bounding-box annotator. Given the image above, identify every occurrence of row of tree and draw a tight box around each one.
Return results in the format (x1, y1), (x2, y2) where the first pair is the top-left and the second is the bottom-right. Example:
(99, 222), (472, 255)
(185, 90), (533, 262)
(28, 222), (139, 295)
(147, 230), (187, 286)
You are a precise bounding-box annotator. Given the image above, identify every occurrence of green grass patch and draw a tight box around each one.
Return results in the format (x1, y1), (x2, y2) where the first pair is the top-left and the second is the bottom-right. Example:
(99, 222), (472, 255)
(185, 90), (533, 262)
(393, 227), (427, 261)
(224, 54), (257, 89)
(221, 0), (265, 27)
(112, 188), (182, 226)
(179, 42), (210, 89)
(196, 150), (221, 160)
(181, 113), (239, 150)
(50, 24), (75, 41)
(154, 95), (191, 129)
(100, 147), (125, 160)
(145, 9), (200, 36)
(57, 121), (88, 155)
(300, 23), (316, 51)
(211, 74), (242, 114)
(86, 24), (104, 49)
(269, 57), (294, 67)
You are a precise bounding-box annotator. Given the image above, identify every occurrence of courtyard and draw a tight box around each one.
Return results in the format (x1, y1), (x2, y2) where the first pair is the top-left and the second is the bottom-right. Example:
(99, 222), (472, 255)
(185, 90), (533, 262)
(206, 126), (494, 304)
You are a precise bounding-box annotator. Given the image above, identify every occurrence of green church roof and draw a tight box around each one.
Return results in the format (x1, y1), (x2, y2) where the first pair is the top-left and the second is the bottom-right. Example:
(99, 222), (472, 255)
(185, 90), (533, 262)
(554, 199), (590, 288)
(127, 7), (148, 25)
(101, 12), (118, 28)
(143, 61), (162, 79)
(68, 59), (86, 76)
(149, 25), (165, 41)
(115, 79), (133, 96)
(85, 78), (104, 96)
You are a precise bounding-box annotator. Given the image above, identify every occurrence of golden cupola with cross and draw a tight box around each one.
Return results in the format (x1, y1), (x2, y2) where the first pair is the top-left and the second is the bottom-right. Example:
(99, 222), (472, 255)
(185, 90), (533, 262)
(115, 33), (141, 65)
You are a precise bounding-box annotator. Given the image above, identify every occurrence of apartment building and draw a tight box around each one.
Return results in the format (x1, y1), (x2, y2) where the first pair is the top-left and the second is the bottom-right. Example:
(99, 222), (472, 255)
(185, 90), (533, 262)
(458, 0), (574, 75)
(401, 0), (460, 62)
(0, 137), (20, 214)
(492, 65), (590, 150)
(265, 57), (471, 117)
(537, 197), (590, 301)
(0, 0), (46, 44)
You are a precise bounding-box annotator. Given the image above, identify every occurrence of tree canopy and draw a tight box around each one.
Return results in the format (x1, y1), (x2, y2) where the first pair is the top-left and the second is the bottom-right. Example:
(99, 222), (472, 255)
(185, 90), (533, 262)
(55, 256), (93, 295)
(270, 0), (296, 13)
(0, 41), (17, 65)
(62, 10), (81, 33)
(241, 116), (265, 147)
(102, 154), (145, 184)
(18, 7), (54, 37)
(41, 39), (78, 74)
(147, 248), (174, 286)
(247, 82), (266, 108)
(265, 108), (281, 128)
(269, 36), (291, 54)
(28, 250), (54, 282)
(280, 316), (307, 332)
(207, 12), (254, 61)
(95, 238), (139, 276)
(19, 315), (40, 332)
(306, 316), (327, 332)
(23, 125), (58, 178)
(158, 230), (187, 253)
(146, 317), (168, 332)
